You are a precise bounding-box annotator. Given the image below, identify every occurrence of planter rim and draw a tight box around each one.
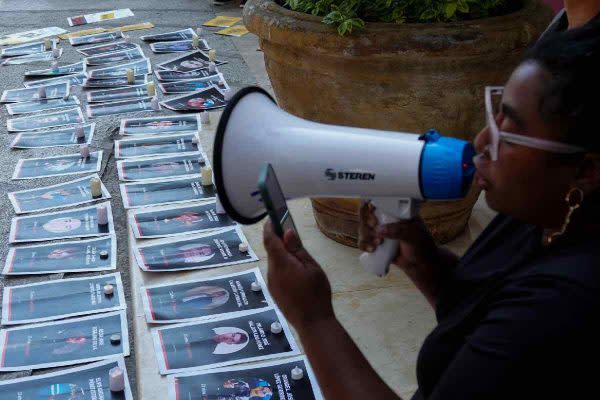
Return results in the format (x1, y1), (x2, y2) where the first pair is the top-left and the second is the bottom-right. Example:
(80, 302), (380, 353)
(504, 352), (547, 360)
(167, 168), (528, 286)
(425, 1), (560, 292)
(245, 0), (544, 35)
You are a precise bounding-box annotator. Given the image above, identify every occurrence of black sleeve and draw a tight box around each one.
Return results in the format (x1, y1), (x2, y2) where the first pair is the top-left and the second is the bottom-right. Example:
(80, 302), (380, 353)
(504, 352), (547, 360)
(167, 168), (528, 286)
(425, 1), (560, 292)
(426, 276), (597, 399)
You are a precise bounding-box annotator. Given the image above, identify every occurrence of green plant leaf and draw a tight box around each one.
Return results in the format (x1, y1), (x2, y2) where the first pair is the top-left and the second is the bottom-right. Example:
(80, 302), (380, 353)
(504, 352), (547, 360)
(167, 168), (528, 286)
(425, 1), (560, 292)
(445, 2), (457, 18)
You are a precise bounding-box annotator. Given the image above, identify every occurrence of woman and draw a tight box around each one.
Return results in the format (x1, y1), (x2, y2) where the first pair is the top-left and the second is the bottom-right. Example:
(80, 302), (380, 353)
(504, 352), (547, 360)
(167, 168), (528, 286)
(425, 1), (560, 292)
(263, 20), (600, 400)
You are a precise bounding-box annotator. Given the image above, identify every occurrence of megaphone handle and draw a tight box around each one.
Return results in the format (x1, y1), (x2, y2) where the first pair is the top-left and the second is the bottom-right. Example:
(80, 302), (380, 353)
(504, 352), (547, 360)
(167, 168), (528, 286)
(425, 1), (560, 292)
(359, 210), (399, 277)
(359, 198), (420, 277)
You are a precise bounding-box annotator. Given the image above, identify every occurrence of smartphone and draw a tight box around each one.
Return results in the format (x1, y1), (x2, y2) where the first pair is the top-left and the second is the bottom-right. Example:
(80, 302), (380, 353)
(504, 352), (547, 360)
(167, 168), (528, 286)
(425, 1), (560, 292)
(257, 163), (299, 239)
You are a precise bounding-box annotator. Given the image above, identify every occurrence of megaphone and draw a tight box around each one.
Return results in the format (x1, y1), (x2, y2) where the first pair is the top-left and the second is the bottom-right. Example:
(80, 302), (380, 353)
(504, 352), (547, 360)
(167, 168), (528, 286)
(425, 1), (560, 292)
(214, 87), (476, 277)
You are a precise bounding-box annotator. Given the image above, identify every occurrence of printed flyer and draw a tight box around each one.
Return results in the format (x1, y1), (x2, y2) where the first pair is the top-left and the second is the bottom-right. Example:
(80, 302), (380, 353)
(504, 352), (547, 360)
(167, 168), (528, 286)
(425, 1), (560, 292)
(114, 133), (200, 158)
(157, 50), (226, 73)
(24, 61), (86, 77)
(76, 41), (138, 57)
(120, 176), (216, 209)
(12, 151), (102, 180)
(68, 9), (134, 27)
(6, 96), (80, 116)
(168, 356), (323, 400)
(119, 114), (200, 136)
(129, 200), (236, 239)
(10, 123), (95, 149)
(160, 87), (227, 112)
(153, 308), (298, 374)
(83, 75), (148, 89)
(24, 73), (87, 88)
(7, 107), (84, 132)
(141, 28), (195, 42)
(1, 82), (70, 103)
(1, 272), (126, 325)
(0, 358), (134, 400)
(0, 311), (129, 371)
(133, 226), (257, 272)
(117, 152), (208, 181)
(1, 41), (53, 57)
(0, 27), (66, 46)
(9, 202), (114, 243)
(141, 268), (273, 323)
(85, 46), (145, 66)
(150, 39), (210, 53)
(3, 235), (117, 275)
(8, 173), (110, 214)
(87, 97), (159, 118)
(159, 75), (228, 94)
(69, 31), (123, 46)
(86, 58), (152, 79)
(155, 69), (215, 82)
(87, 83), (151, 103)
(1, 50), (61, 66)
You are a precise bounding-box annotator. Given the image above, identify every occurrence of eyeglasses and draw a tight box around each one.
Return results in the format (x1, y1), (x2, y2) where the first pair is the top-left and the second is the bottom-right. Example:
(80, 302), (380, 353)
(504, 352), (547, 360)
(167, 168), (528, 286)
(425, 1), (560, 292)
(484, 86), (586, 161)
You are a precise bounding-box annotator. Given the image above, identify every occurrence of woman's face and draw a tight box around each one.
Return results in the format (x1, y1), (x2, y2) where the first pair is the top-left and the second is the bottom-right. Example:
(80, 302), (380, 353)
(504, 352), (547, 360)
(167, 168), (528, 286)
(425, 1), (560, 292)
(473, 61), (581, 228)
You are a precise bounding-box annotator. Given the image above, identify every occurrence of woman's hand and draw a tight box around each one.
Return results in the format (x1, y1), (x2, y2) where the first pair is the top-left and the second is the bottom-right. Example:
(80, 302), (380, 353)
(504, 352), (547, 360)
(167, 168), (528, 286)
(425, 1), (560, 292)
(263, 221), (334, 331)
(358, 202), (458, 307)
(358, 202), (438, 271)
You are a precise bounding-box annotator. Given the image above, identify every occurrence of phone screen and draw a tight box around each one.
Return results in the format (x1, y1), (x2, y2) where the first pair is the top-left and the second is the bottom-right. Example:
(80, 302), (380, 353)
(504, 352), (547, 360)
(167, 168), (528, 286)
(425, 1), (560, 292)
(259, 164), (298, 238)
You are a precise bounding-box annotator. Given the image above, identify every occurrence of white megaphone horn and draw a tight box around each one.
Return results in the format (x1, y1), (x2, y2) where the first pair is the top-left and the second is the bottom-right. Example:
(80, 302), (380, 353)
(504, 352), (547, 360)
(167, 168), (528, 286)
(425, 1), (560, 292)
(213, 87), (476, 277)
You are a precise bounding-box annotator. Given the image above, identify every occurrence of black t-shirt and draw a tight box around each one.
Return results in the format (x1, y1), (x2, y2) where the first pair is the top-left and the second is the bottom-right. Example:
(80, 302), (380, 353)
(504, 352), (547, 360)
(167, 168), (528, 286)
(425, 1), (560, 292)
(411, 215), (600, 399)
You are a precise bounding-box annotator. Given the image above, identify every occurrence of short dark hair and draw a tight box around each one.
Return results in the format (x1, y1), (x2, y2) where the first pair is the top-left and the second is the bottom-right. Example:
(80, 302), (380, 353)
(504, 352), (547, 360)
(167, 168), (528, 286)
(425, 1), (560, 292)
(525, 22), (600, 153)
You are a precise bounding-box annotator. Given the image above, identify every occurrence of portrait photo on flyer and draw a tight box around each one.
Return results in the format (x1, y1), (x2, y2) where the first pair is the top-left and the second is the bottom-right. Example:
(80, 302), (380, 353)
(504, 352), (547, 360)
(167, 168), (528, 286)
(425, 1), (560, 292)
(3, 235), (117, 275)
(158, 75), (228, 95)
(152, 307), (299, 375)
(160, 87), (227, 112)
(157, 50), (226, 73)
(1, 272), (126, 325)
(1, 82), (70, 103)
(133, 226), (257, 272)
(7, 107), (84, 132)
(9, 201), (114, 243)
(0, 357), (134, 400)
(141, 267), (273, 324)
(129, 200), (236, 239)
(12, 151), (102, 180)
(119, 114), (200, 136)
(114, 132), (201, 159)
(117, 152), (208, 182)
(8, 173), (110, 214)
(119, 176), (215, 209)
(167, 356), (324, 400)
(0, 310), (129, 372)
(24, 73), (87, 88)
(10, 123), (95, 149)
(6, 96), (80, 116)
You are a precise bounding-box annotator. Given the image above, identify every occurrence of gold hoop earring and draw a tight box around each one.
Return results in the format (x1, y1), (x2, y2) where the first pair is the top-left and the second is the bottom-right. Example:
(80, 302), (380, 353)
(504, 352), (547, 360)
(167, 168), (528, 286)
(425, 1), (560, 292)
(545, 187), (584, 245)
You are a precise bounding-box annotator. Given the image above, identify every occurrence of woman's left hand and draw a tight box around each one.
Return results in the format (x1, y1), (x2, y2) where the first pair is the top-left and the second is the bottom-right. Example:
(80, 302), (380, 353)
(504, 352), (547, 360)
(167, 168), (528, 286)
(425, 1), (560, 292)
(262, 221), (334, 331)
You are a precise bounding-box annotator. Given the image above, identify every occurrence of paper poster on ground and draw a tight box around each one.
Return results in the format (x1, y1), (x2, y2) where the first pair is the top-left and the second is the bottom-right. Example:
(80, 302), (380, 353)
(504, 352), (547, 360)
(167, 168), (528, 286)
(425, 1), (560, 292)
(24, 73), (87, 88)
(86, 58), (152, 79)
(7, 107), (84, 132)
(159, 75), (228, 94)
(87, 97), (159, 118)
(12, 151), (101, 180)
(150, 39), (210, 53)
(69, 31), (123, 46)
(153, 308), (298, 374)
(77, 41), (138, 57)
(24, 61), (86, 77)
(1, 41), (53, 57)
(160, 87), (227, 112)
(8, 173), (110, 214)
(1, 82), (70, 103)
(141, 268), (272, 324)
(203, 16), (242, 28)
(117, 152), (208, 181)
(2, 273), (126, 325)
(141, 28), (195, 42)
(0, 27), (66, 46)
(10, 123), (94, 149)
(155, 69), (215, 81)
(120, 176), (215, 209)
(115, 133), (200, 158)
(0, 311), (129, 371)
(157, 50), (226, 73)
(68, 9), (134, 27)
(168, 356), (324, 400)
(9, 201), (114, 243)
(1, 50), (61, 66)
(119, 114), (201, 136)
(6, 96), (80, 115)
(3, 235), (117, 275)
(87, 83), (152, 103)
(133, 226), (256, 272)
(0, 358), (134, 400)
(84, 75), (148, 89)
(129, 200), (235, 239)
(85, 46), (145, 66)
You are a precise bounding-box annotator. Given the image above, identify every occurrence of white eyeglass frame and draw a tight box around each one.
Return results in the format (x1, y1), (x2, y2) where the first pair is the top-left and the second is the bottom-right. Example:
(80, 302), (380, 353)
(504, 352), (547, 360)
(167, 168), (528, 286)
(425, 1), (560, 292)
(485, 86), (586, 161)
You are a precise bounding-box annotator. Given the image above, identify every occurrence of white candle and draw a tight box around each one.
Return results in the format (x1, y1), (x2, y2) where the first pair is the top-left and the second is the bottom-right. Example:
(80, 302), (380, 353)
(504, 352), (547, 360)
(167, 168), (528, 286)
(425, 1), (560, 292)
(44, 38), (52, 50)
(80, 144), (90, 158)
(192, 34), (199, 49)
(103, 284), (114, 295)
(270, 322), (283, 334)
(208, 49), (217, 62)
(37, 86), (47, 99)
(146, 82), (156, 97)
(251, 281), (262, 292)
(97, 205), (108, 226)
(201, 166), (213, 186)
(126, 69), (135, 84)
(150, 96), (160, 111)
(90, 177), (102, 198)
(109, 367), (125, 392)
(52, 47), (61, 58)
(200, 111), (210, 125)
(76, 125), (85, 138)
(239, 242), (249, 253)
(291, 366), (304, 380)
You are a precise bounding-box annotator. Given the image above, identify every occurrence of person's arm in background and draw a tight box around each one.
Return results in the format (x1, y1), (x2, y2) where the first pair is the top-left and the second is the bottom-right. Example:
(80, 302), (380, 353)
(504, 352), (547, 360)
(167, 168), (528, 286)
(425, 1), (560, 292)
(264, 222), (403, 400)
(359, 202), (458, 308)
(563, 0), (600, 29)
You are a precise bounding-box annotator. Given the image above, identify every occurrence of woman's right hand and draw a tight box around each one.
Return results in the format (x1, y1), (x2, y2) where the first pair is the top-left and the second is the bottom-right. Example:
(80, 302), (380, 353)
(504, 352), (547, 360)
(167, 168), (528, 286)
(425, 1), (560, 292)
(358, 202), (438, 273)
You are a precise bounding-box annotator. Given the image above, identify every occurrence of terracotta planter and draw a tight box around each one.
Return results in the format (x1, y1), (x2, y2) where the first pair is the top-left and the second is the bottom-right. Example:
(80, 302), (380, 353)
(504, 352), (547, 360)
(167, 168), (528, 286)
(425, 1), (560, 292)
(244, 0), (553, 246)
